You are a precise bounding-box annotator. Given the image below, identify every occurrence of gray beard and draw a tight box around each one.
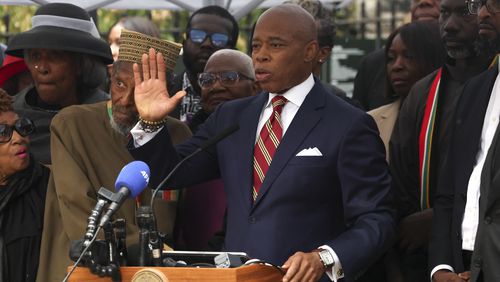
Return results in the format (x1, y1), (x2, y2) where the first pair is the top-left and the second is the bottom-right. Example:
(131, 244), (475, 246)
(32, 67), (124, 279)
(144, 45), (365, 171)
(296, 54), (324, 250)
(447, 48), (472, 60)
(109, 116), (134, 136)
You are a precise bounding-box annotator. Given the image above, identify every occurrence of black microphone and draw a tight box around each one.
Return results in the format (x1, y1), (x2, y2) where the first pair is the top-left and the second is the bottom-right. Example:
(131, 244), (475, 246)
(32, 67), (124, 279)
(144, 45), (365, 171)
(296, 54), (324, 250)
(83, 187), (116, 247)
(147, 124), (240, 265)
(136, 206), (153, 266)
(99, 161), (151, 227)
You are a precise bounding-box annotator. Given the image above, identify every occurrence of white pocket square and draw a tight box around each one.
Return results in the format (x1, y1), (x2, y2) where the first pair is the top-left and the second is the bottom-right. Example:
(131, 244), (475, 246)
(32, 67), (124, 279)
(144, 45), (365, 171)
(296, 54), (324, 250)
(296, 147), (323, 156)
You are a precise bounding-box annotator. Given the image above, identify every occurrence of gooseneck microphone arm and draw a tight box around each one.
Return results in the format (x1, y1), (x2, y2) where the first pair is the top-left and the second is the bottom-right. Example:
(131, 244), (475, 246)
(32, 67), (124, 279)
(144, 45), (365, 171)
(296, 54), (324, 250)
(145, 124), (240, 266)
(149, 124), (240, 208)
(63, 226), (102, 282)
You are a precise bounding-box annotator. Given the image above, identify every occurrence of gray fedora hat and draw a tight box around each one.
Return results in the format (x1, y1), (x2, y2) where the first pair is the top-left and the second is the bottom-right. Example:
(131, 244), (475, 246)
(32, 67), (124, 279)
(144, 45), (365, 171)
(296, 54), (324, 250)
(6, 3), (113, 64)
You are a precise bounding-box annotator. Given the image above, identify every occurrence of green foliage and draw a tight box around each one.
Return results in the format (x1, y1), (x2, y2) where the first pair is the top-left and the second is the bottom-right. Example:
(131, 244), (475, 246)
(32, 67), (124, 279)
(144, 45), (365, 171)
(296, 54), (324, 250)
(0, 5), (37, 43)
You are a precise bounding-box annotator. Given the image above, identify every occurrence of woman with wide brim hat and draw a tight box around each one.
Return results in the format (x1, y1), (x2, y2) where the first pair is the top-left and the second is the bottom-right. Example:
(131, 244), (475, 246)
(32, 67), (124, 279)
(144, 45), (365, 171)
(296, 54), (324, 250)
(5, 2), (113, 164)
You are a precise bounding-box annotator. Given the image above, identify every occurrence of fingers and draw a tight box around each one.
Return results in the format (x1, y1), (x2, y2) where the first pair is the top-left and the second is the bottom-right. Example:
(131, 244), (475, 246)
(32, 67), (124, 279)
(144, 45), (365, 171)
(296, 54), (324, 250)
(157, 52), (167, 82)
(171, 90), (187, 104)
(133, 63), (142, 87)
(141, 53), (150, 80)
(282, 256), (298, 282)
(149, 48), (157, 79)
(458, 271), (470, 281)
(282, 252), (320, 282)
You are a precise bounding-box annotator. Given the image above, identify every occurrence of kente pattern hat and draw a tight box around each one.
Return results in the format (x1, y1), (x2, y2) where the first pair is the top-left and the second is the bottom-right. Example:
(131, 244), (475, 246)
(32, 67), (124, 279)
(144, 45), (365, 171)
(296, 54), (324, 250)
(6, 3), (113, 64)
(118, 29), (182, 71)
(0, 55), (29, 87)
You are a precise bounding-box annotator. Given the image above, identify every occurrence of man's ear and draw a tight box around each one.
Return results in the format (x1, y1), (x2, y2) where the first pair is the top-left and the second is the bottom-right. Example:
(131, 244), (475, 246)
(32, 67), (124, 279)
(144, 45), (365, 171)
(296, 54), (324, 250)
(304, 40), (319, 63)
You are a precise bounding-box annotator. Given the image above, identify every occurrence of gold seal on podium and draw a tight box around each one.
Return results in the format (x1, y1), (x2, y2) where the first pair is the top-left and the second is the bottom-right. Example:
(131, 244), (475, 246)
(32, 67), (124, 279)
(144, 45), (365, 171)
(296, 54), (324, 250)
(132, 268), (169, 282)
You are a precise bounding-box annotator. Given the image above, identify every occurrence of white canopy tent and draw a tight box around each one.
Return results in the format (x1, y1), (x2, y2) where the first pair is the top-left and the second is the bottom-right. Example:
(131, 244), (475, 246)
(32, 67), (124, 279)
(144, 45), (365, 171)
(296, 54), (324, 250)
(0, 0), (350, 20)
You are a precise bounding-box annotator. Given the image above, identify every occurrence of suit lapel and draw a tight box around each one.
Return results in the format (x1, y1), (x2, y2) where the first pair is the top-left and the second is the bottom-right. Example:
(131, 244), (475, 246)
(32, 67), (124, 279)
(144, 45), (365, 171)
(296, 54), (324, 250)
(456, 67), (499, 194)
(481, 121), (500, 214)
(253, 83), (326, 208)
(236, 92), (268, 211)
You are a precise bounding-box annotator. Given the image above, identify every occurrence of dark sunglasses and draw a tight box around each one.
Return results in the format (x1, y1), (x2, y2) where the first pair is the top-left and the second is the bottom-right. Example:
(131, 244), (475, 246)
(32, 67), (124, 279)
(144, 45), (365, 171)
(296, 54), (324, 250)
(188, 29), (230, 48)
(0, 117), (35, 143)
(467, 0), (500, 14)
(198, 71), (253, 89)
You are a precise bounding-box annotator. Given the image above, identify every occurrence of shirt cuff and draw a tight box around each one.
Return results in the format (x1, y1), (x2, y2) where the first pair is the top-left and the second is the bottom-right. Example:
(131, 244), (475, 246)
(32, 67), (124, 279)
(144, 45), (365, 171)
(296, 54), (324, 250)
(430, 264), (455, 281)
(319, 245), (344, 282)
(130, 122), (164, 147)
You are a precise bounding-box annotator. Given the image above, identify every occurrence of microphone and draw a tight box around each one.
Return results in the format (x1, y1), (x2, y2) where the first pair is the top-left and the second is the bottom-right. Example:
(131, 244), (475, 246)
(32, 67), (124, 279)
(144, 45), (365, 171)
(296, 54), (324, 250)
(147, 124), (240, 265)
(83, 187), (119, 247)
(99, 161), (150, 227)
(136, 206), (153, 266)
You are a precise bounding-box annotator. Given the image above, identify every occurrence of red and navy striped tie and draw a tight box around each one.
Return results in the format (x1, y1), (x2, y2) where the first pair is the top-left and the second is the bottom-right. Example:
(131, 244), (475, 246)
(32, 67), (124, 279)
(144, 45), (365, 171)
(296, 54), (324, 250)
(252, 95), (287, 201)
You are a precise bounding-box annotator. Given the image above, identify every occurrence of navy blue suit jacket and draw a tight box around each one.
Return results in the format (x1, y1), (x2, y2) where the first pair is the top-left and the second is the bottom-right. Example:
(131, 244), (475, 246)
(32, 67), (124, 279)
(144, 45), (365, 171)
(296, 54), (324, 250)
(130, 81), (395, 280)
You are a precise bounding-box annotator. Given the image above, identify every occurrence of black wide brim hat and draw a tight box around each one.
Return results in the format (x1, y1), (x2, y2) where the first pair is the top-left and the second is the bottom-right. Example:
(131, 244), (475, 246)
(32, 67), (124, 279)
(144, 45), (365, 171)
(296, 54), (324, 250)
(6, 3), (113, 65)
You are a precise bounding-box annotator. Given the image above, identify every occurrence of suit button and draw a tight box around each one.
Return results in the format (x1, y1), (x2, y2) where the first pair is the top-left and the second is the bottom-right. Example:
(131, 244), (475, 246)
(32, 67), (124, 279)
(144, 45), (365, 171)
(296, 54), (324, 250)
(485, 216), (492, 224)
(473, 258), (482, 268)
(456, 232), (460, 238)
(249, 217), (256, 224)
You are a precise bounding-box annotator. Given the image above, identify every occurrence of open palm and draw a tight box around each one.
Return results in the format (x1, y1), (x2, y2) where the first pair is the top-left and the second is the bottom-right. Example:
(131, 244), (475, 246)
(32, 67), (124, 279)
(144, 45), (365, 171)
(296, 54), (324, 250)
(133, 48), (185, 122)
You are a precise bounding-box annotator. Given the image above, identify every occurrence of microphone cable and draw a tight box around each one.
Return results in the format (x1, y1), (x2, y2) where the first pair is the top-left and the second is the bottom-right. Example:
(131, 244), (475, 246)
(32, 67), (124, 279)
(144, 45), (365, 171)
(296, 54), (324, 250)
(62, 226), (102, 282)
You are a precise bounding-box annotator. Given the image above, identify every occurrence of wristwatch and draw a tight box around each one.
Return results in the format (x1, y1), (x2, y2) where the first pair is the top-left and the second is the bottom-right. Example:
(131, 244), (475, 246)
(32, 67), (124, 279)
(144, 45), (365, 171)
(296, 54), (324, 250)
(318, 249), (335, 269)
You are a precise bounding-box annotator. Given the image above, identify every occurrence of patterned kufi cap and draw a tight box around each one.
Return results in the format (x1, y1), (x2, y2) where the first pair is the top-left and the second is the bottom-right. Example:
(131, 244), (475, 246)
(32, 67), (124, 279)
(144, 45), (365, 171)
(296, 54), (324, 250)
(118, 29), (182, 71)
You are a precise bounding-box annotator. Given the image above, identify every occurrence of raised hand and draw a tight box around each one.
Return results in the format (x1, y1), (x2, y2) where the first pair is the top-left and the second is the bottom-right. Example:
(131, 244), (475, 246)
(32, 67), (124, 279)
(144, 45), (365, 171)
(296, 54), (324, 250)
(133, 48), (186, 122)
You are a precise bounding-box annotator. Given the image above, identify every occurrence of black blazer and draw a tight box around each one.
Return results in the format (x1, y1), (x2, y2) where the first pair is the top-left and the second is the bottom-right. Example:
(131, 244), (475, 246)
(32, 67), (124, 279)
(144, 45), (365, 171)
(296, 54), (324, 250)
(429, 66), (498, 276)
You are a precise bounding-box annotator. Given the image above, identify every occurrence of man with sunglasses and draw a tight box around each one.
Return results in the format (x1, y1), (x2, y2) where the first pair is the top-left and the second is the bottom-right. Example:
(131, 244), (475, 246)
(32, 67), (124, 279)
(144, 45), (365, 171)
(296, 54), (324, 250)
(170, 5), (239, 128)
(429, 0), (500, 281)
(130, 4), (394, 282)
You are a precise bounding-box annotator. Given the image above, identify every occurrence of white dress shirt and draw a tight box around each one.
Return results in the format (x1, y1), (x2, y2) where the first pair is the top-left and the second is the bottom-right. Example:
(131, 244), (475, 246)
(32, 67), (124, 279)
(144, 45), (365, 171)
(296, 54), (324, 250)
(131, 74), (344, 281)
(431, 65), (500, 280)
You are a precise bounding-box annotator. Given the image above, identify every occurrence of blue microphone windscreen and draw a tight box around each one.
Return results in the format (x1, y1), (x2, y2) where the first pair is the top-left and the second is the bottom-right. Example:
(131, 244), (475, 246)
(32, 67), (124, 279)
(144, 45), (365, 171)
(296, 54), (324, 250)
(115, 161), (150, 198)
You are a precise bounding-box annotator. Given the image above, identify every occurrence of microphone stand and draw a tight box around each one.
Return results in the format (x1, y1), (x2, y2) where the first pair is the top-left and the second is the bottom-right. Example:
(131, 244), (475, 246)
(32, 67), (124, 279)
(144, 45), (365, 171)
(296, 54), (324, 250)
(146, 125), (241, 268)
(136, 206), (152, 266)
(115, 219), (127, 266)
(103, 221), (121, 282)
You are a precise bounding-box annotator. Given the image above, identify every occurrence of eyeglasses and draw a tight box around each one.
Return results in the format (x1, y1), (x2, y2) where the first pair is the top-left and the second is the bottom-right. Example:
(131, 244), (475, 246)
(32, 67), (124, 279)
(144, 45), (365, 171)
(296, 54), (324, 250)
(467, 0), (500, 14)
(188, 29), (230, 48)
(0, 117), (35, 143)
(198, 71), (253, 89)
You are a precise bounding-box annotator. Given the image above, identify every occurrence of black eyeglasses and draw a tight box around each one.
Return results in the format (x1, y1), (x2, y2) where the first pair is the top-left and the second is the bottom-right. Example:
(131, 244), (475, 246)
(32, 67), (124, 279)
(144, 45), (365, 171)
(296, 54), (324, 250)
(198, 71), (253, 89)
(188, 29), (230, 48)
(0, 117), (35, 143)
(467, 0), (500, 14)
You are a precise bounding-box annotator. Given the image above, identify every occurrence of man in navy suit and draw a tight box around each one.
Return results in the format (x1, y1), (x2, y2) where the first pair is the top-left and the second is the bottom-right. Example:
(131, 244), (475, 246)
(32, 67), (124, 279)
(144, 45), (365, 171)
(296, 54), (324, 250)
(129, 4), (395, 281)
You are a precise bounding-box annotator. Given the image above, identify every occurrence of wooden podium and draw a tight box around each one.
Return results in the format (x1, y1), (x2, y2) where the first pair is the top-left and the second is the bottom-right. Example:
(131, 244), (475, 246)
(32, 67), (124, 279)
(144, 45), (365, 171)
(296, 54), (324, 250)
(67, 264), (284, 281)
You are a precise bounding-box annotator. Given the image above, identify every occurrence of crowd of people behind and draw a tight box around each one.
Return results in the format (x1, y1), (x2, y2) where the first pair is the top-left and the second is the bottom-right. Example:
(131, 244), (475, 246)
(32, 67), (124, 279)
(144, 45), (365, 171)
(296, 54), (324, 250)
(0, 0), (499, 281)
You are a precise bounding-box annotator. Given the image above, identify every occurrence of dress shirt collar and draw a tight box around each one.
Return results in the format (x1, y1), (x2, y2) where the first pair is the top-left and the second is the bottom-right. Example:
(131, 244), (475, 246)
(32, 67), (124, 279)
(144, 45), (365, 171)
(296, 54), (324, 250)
(265, 74), (315, 109)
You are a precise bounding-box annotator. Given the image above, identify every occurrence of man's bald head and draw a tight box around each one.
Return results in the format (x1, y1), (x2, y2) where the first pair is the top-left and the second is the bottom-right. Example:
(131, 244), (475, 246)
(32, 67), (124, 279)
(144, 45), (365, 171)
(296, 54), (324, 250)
(257, 4), (318, 43)
(206, 49), (255, 80)
(252, 4), (319, 93)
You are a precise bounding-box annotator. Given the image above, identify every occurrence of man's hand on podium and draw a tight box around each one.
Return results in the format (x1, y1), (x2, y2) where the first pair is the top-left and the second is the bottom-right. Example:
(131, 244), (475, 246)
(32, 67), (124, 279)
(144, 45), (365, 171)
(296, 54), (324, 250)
(281, 251), (325, 282)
